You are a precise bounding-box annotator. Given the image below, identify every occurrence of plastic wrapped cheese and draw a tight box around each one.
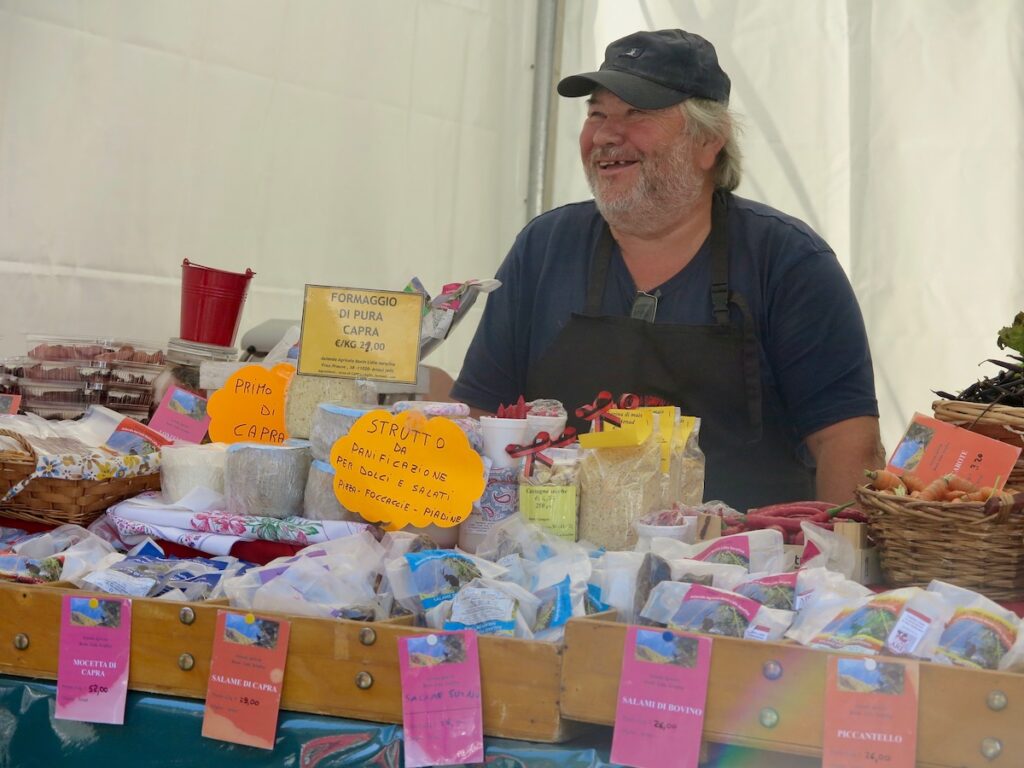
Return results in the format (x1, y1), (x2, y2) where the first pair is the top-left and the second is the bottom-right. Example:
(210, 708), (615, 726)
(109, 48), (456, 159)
(309, 402), (380, 460)
(303, 459), (361, 522)
(160, 443), (228, 504)
(393, 401), (470, 418)
(224, 443), (311, 518)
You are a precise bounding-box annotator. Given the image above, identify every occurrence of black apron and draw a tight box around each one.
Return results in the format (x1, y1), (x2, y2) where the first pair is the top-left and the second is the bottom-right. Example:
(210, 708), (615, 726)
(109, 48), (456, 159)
(525, 192), (814, 512)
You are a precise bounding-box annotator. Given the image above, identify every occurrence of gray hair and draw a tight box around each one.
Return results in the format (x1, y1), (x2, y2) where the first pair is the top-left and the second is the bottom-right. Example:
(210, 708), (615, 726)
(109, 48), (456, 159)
(680, 99), (743, 191)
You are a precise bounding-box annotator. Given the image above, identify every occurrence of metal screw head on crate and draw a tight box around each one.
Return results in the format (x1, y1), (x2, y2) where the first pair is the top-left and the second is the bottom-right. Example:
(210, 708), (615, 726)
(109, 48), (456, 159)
(758, 707), (780, 729)
(355, 671), (374, 690)
(981, 737), (1003, 760)
(359, 627), (377, 646)
(13, 633), (29, 651)
(179, 606), (196, 625)
(178, 653), (196, 672)
(762, 660), (783, 681)
(987, 690), (1008, 712)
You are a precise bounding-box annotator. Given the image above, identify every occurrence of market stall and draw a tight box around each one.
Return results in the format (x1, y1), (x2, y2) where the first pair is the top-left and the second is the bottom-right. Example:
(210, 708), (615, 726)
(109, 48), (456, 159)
(2, 277), (1023, 767)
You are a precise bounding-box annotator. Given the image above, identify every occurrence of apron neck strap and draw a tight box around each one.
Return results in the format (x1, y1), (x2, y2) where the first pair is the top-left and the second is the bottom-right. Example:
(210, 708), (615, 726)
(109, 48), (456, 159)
(586, 225), (615, 314)
(709, 190), (730, 325)
(586, 192), (732, 323)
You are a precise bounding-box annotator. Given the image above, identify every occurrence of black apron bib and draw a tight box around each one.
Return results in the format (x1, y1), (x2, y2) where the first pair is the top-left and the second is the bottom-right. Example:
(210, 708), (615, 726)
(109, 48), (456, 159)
(525, 192), (814, 512)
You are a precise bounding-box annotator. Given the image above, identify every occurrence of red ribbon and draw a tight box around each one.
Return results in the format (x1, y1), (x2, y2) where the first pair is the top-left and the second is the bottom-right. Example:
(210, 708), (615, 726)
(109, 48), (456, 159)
(506, 432), (555, 477)
(550, 427), (578, 447)
(575, 391), (621, 432)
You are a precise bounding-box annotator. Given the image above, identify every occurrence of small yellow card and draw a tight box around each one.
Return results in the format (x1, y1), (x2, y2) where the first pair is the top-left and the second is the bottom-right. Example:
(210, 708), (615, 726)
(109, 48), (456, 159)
(578, 419), (652, 448)
(298, 285), (423, 384)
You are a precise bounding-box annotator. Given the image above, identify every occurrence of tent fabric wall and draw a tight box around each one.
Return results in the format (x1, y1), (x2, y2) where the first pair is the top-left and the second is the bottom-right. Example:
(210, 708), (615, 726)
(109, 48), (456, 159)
(2, 0), (1023, 456)
(552, 0), (1024, 452)
(0, 0), (535, 376)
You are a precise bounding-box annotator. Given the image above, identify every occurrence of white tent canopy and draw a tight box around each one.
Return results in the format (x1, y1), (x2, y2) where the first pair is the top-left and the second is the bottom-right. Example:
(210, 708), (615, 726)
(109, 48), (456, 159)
(1, 0), (1022, 452)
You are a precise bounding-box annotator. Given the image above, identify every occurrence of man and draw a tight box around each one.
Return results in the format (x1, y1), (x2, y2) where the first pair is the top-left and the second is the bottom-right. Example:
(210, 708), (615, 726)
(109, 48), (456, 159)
(451, 29), (883, 510)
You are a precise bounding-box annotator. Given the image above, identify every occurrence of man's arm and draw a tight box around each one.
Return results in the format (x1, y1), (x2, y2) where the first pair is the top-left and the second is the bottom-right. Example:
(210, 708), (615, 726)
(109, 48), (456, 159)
(804, 416), (886, 504)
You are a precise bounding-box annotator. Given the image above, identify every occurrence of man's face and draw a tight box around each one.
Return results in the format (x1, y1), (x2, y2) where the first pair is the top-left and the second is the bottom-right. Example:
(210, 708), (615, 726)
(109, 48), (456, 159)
(580, 89), (705, 228)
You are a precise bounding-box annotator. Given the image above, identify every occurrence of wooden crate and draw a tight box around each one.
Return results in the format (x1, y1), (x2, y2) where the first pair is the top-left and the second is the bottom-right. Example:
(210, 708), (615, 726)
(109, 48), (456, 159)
(0, 582), (585, 742)
(561, 616), (1024, 767)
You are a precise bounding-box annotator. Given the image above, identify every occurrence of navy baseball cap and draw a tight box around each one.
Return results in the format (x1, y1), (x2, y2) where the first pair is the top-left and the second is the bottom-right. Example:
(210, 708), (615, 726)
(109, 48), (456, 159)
(558, 29), (730, 108)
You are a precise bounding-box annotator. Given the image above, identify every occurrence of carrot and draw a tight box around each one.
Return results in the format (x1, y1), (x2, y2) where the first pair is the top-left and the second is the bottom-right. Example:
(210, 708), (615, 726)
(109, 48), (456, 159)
(943, 490), (967, 502)
(901, 473), (927, 493)
(864, 469), (906, 492)
(962, 487), (997, 503)
(917, 477), (949, 502)
(944, 474), (979, 493)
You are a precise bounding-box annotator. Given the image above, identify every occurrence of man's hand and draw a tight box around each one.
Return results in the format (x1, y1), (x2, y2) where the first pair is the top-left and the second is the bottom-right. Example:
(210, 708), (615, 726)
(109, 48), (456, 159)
(805, 416), (886, 504)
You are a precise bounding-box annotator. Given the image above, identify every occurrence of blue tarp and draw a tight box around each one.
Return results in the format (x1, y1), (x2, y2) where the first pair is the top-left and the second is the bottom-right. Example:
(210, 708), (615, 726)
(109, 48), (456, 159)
(0, 675), (615, 767)
(0, 675), (815, 767)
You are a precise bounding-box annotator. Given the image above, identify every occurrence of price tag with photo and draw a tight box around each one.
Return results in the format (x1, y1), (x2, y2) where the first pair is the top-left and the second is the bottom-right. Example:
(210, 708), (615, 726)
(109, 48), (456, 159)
(56, 595), (132, 724)
(202, 610), (291, 750)
(822, 655), (919, 768)
(148, 386), (211, 443)
(398, 630), (484, 767)
(611, 626), (712, 768)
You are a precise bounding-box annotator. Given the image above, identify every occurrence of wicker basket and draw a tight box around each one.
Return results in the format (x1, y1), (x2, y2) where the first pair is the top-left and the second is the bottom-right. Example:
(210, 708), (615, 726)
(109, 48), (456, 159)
(0, 429), (160, 527)
(855, 485), (1024, 601)
(932, 399), (1024, 449)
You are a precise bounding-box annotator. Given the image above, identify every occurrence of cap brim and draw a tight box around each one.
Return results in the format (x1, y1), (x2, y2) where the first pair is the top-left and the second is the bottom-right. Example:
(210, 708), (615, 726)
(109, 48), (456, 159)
(557, 69), (689, 109)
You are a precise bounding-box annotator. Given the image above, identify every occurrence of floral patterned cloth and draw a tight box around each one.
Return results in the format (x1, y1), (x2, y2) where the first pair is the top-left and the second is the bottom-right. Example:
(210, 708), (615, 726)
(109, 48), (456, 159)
(105, 492), (372, 556)
(1, 436), (160, 505)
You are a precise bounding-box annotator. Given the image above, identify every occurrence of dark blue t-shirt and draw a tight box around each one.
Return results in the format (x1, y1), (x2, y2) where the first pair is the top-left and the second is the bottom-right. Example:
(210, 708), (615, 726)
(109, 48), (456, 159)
(452, 196), (878, 444)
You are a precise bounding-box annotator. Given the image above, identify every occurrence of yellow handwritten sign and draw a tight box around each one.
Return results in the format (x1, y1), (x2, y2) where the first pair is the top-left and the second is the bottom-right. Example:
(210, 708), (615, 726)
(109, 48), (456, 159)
(298, 285), (423, 384)
(331, 410), (485, 530)
(207, 364), (294, 444)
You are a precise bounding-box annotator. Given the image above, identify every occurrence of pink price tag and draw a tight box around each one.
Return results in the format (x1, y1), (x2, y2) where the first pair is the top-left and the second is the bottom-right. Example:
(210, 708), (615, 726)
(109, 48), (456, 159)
(398, 631), (484, 767)
(611, 626), (712, 768)
(56, 595), (132, 725)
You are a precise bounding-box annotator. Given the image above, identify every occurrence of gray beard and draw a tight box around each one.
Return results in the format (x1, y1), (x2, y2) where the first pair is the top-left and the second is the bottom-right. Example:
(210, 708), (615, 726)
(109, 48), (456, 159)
(586, 136), (704, 237)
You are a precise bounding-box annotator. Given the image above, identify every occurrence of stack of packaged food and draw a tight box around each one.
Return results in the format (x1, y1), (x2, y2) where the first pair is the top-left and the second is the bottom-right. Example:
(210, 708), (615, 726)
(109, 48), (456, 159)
(8, 335), (165, 421)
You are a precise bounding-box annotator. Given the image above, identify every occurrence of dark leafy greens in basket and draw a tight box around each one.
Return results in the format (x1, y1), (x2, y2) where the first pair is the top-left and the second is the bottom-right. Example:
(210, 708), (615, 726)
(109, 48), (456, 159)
(935, 312), (1024, 407)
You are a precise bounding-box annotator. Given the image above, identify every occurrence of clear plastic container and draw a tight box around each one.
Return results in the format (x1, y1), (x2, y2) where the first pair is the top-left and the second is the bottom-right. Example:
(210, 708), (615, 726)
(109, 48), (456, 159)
(0, 358), (27, 377)
(104, 386), (154, 408)
(20, 403), (88, 420)
(106, 362), (164, 386)
(18, 359), (109, 383)
(157, 338), (239, 404)
(25, 335), (165, 365)
(165, 337), (237, 366)
(18, 379), (106, 404)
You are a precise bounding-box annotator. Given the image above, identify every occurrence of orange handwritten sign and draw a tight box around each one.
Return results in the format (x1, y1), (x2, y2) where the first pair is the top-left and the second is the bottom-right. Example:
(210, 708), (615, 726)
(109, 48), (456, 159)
(331, 410), (485, 530)
(207, 364), (295, 445)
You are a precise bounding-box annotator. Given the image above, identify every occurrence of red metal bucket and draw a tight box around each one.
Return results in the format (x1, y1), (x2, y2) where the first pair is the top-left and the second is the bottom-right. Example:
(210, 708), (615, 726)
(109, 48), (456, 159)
(179, 259), (255, 347)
